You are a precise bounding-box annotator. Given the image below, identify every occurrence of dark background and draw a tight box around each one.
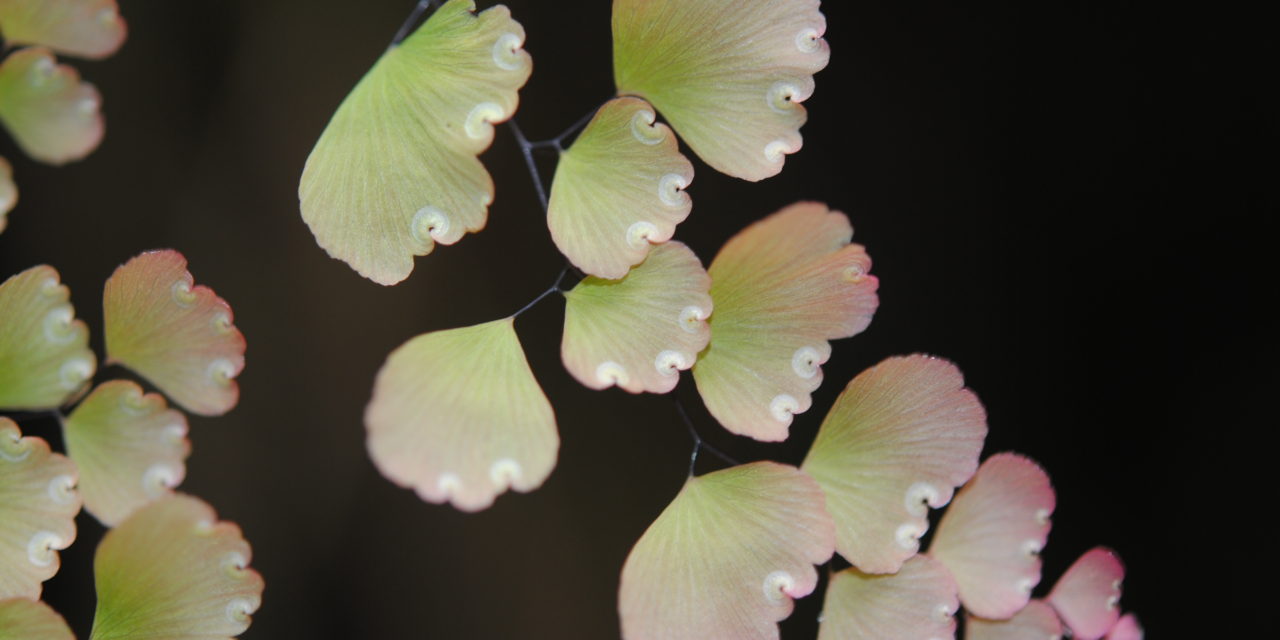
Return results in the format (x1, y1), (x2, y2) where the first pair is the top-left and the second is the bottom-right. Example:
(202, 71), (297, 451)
(2, 1), (1271, 637)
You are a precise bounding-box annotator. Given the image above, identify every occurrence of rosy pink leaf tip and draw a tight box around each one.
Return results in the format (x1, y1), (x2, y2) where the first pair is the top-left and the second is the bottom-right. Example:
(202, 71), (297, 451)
(103, 249), (246, 416)
(1105, 613), (1143, 640)
(1047, 547), (1125, 640)
(930, 452), (1055, 618)
(0, 156), (15, 232)
(965, 600), (1064, 640)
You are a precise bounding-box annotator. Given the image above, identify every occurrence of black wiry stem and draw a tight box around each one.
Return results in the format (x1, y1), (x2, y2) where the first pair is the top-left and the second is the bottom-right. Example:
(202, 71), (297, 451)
(507, 120), (550, 211)
(507, 95), (615, 209)
(547, 101), (607, 150)
(390, 0), (440, 47)
(512, 265), (570, 318)
(494, 60), (733, 477)
(674, 388), (738, 476)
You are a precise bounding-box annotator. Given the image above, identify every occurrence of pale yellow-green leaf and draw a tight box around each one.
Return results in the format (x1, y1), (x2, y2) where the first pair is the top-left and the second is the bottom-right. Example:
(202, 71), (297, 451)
(613, 0), (829, 181)
(817, 555), (959, 640)
(0, 597), (75, 640)
(299, 0), (532, 285)
(548, 97), (693, 278)
(802, 355), (987, 574)
(62, 380), (191, 526)
(90, 494), (263, 640)
(692, 202), (878, 441)
(618, 461), (835, 640)
(0, 0), (126, 59)
(0, 47), (103, 165)
(0, 419), (81, 600)
(366, 317), (558, 511)
(562, 241), (711, 394)
(0, 265), (95, 410)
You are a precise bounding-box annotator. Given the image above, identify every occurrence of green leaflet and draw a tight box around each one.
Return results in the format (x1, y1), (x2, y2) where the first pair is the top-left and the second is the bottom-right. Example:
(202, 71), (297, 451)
(366, 317), (558, 511)
(0, 419), (81, 600)
(803, 355), (987, 575)
(0, 597), (75, 640)
(90, 494), (263, 640)
(299, 0), (532, 285)
(692, 202), (878, 441)
(618, 462), (835, 640)
(0, 47), (103, 165)
(0, 0), (126, 59)
(62, 381), (191, 527)
(562, 241), (711, 394)
(548, 97), (694, 279)
(0, 265), (95, 411)
(103, 250), (245, 417)
(613, 0), (829, 181)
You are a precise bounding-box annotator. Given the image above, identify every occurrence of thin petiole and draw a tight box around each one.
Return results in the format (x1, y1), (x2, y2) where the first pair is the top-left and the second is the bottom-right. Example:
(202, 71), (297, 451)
(504, 91), (738, 477)
(390, 0), (440, 47)
(549, 101), (608, 149)
(674, 390), (738, 476)
(512, 265), (571, 317)
(516, 96), (613, 153)
(512, 286), (558, 318)
(507, 97), (615, 208)
(507, 120), (550, 211)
